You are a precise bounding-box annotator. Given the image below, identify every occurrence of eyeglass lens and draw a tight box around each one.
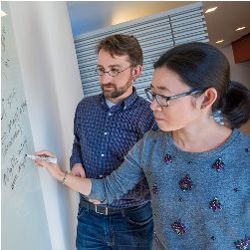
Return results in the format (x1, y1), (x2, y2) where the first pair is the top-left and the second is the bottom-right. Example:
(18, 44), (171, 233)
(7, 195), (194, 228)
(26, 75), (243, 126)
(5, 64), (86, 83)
(146, 89), (168, 107)
(96, 65), (131, 77)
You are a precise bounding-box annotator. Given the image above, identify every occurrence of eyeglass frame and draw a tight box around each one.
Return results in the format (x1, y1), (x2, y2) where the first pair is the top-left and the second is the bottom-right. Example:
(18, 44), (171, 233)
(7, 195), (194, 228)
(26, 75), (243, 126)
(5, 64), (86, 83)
(144, 87), (202, 108)
(95, 65), (133, 77)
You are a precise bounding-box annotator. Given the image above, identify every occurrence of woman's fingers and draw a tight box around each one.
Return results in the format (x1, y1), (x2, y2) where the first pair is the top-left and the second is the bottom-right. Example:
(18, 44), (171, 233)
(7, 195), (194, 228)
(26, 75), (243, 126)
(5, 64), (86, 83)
(35, 159), (51, 168)
(34, 150), (55, 157)
(34, 159), (46, 167)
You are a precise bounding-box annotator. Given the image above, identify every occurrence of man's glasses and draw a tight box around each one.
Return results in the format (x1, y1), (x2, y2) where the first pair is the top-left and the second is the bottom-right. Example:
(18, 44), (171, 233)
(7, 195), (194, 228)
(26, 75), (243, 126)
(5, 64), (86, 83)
(96, 65), (132, 77)
(144, 87), (202, 108)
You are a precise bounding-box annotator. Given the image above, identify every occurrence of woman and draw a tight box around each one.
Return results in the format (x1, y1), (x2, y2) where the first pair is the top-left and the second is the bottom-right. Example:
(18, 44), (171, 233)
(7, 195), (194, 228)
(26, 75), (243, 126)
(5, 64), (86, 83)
(35, 42), (250, 249)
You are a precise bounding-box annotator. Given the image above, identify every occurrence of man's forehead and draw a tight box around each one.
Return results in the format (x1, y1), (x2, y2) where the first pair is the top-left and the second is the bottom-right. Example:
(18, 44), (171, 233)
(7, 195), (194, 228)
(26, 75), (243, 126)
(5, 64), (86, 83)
(98, 49), (130, 64)
(97, 57), (130, 67)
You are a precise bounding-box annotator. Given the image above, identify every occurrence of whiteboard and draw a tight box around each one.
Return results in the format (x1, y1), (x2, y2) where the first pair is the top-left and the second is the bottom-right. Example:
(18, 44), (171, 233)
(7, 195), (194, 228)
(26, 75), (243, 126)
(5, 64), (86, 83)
(1, 2), (52, 250)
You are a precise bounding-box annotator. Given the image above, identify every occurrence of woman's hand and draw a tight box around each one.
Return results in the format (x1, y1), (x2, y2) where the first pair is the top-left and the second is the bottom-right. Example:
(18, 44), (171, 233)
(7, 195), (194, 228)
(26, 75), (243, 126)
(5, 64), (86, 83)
(34, 150), (65, 181)
(33, 150), (93, 197)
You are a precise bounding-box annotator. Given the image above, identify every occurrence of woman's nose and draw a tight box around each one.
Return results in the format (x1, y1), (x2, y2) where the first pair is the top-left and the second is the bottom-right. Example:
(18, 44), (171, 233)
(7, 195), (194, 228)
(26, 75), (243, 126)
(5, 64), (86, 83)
(150, 99), (162, 111)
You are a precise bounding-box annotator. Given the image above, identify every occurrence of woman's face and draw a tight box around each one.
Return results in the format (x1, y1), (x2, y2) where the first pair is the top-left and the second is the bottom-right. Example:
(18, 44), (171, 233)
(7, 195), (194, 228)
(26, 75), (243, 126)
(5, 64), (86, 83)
(150, 67), (201, 132)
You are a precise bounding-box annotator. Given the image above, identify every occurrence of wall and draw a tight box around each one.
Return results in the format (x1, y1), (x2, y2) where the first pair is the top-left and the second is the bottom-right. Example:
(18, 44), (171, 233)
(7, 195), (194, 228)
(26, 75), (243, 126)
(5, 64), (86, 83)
(220, 44), (250, 134)
(220, 44), (250, 87)
(9, 2), (83, 249)
(67, 1), (193, 36)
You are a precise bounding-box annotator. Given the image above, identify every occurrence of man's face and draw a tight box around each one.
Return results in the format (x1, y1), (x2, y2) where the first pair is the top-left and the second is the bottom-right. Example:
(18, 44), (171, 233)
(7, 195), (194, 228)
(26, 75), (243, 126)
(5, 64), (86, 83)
(97, 49), (136, 102)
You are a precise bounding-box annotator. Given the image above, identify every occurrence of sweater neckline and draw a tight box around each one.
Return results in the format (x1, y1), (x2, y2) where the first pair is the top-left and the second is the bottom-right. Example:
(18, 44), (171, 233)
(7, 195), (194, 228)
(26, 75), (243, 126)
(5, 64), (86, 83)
(166, 129), (240, 157)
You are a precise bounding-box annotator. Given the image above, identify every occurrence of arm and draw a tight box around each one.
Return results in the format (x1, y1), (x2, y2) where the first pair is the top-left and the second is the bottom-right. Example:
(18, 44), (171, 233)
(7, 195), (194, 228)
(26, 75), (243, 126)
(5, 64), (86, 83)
(68, 103), (100, 203)
(70, 104), (83, 170)
(71, 163), (101, 204)
(70, 137), (83, 170)
(34, 151), (92, 195)
(35, 138), (145, 204)
(89, 150), (144, 204)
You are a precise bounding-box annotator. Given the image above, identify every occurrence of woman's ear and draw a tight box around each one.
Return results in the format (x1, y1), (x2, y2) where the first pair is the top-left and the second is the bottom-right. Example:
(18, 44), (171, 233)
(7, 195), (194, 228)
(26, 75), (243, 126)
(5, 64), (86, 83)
(132, 65), (142, 81)
(199, 87), (218, 109)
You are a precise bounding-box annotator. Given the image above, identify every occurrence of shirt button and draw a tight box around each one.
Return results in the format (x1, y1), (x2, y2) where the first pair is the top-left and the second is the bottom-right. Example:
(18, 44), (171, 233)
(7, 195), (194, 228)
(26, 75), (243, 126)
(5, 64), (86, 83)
(104, 132), (108, 136)
(124, 106), (127, 110)
(108, 112), (112, 116)
(101, 154), (105, 157)
(99, 175), (103, 178)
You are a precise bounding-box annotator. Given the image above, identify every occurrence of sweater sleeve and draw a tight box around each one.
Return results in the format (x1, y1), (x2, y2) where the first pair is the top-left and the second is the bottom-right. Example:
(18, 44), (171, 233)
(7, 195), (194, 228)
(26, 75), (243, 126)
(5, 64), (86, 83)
(88, 137), (145, 204)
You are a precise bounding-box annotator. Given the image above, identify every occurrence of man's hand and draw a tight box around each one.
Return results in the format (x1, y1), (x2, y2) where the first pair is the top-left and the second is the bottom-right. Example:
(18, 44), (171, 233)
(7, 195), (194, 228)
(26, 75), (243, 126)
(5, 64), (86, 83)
(71, 163), (86, 177)
(71, 163), (100, 204)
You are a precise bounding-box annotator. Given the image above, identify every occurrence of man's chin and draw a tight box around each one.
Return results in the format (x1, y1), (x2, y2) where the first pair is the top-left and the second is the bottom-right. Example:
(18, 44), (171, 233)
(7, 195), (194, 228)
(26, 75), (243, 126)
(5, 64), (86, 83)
(104, 90), (124, 99)
(103, 90), (113, 97)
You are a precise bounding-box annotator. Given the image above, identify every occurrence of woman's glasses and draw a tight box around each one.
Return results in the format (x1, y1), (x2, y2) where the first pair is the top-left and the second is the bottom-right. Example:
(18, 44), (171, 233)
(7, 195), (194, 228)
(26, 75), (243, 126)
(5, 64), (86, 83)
(144, 87), (202, 108)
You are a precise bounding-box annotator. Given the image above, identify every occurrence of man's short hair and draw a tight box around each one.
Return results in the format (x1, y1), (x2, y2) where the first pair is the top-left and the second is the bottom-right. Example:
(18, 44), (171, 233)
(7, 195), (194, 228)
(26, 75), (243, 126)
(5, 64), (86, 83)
(97, 34), (143, 66)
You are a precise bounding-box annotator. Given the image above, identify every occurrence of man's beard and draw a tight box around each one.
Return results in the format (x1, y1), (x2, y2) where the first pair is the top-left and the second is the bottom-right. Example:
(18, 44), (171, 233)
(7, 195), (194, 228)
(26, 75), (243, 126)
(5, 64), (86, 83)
(101, 77), (133, 99)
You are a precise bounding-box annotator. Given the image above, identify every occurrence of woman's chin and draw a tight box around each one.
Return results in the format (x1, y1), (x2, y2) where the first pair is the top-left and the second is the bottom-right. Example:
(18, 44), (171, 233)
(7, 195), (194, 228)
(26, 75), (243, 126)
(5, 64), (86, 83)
(156, 122), (170, 132)
(156, 121), (178, 132)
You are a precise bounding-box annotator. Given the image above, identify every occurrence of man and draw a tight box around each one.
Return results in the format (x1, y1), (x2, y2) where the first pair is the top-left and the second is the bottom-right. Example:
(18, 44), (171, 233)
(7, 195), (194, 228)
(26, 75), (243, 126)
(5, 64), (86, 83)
(70, 34), (155, 249)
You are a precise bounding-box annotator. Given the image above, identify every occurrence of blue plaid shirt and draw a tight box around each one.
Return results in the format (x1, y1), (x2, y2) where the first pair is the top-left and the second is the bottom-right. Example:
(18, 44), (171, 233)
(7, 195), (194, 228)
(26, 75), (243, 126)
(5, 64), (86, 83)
(70, 88), (155, 208)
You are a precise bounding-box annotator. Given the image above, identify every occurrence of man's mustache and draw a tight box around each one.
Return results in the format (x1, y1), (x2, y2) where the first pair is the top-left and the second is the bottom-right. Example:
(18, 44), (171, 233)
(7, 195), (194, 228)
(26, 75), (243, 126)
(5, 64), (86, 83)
(101, 83), (115, 88)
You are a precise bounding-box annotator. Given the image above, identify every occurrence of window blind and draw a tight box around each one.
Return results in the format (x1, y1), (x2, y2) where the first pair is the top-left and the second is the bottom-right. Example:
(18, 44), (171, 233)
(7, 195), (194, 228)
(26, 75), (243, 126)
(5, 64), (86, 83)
(74, 2), (208, 98)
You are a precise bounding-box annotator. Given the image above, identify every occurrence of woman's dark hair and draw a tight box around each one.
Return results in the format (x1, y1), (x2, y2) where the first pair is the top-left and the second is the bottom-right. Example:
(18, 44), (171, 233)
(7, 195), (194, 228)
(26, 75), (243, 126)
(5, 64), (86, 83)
(97, 34), (143, 66)
(154, 42), (250, 128)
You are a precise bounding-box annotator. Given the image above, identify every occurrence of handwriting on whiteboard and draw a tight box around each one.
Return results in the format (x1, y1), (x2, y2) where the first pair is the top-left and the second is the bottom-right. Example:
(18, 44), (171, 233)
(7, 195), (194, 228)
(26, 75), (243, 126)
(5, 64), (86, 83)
(1, 10), (34, 192)
(1, 88), (30, 190)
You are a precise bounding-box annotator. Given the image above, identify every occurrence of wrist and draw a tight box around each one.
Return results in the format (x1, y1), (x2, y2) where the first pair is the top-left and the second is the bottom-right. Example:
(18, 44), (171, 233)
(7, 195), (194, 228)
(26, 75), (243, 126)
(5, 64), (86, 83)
(56, 170), (66, 182)
(61, 171), (68, 185)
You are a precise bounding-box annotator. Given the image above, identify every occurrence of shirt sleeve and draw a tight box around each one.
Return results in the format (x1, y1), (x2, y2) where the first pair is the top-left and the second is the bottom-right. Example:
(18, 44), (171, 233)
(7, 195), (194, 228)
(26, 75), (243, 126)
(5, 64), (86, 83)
(88, 137), (145, 204)
(70, 104), (83, 169)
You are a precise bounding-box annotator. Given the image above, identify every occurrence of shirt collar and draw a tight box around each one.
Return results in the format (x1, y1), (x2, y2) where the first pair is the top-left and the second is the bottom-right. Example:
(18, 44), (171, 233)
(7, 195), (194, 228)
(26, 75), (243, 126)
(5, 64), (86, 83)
(99, 87), (138, 112)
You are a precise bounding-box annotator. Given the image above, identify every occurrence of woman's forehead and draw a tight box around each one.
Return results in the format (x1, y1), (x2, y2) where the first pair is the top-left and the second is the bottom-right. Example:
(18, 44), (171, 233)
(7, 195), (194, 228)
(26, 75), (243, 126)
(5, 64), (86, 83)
(152, 67), (188, 92)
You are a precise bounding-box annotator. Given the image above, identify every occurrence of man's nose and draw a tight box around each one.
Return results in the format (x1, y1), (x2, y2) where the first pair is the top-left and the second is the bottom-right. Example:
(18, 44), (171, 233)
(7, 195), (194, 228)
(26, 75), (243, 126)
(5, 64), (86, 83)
(100, 73), (113, 84)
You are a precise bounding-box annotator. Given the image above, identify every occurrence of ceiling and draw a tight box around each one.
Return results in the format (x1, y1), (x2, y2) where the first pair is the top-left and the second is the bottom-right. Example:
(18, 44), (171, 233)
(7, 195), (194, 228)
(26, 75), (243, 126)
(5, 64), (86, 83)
(67, 1), (250, 48)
